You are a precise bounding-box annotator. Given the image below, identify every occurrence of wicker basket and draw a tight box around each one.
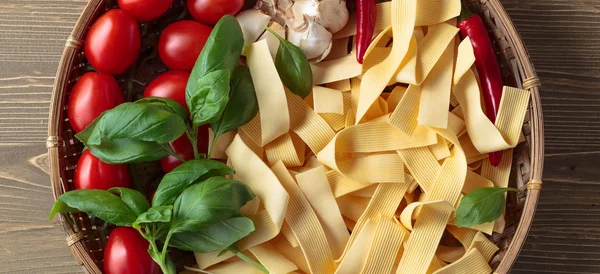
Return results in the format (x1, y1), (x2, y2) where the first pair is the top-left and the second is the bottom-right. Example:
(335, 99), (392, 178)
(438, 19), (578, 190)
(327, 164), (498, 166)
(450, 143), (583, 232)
(47, 0), (544, 273)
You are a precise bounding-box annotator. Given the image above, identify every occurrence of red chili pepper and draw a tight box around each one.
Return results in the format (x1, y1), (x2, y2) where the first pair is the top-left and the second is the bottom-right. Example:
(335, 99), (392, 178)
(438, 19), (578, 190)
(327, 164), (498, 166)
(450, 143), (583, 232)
(356, 0), (376, 64)
(458, 5), (504, 166)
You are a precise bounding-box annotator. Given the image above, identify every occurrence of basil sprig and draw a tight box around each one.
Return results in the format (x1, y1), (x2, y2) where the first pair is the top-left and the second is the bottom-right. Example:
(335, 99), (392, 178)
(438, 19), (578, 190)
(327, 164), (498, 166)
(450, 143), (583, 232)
(455, 187), (523, 227)
(75, 98), (187, 164)
(266, 27), (313, 98)
(50, 167), (256, 274)
(54, 16), (269, 274)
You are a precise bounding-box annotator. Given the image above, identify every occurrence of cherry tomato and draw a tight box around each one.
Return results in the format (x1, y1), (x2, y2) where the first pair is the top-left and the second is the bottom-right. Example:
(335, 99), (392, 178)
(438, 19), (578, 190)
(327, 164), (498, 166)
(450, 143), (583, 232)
(118, 0), (174, 22)
(143, 71), (190, 112)
(85, 9), (141, 75)
(160, 125), (210, 173)
(187, 0), (245, 25)
(68, 72), (124, 133)
(74, 150), (132, 191)
(104, 227), (161, 274)
(158, 20), (212, 71)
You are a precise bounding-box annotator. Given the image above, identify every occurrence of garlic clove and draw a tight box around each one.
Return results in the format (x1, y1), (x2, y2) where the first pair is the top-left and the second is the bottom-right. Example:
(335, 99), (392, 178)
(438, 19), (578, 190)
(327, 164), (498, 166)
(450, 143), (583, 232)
(315, 39), (333, 62)
(315, 0), (349, 34)
(236, 9), (272, 47)
(290, 0), (349, 34)
(287, 18), (333, 60)
(258, 22), (286, 59)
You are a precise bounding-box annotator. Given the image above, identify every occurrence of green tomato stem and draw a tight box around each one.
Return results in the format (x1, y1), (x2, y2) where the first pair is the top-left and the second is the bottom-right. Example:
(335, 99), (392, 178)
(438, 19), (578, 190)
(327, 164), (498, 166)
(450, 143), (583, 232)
(227, 246), (268, 274)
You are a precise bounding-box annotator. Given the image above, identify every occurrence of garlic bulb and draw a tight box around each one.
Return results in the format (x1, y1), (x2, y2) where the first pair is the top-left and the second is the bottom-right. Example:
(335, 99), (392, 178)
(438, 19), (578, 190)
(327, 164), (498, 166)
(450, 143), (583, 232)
(291, 0), (349, 34)
(287, 18), (333, 60)
(236, 9), (272, 46)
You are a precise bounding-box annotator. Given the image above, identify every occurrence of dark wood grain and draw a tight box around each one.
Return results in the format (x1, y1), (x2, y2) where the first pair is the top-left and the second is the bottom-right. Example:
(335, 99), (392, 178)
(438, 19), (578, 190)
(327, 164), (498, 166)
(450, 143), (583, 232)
(0, 0), (597, 273)
(500, 1), (600, 273)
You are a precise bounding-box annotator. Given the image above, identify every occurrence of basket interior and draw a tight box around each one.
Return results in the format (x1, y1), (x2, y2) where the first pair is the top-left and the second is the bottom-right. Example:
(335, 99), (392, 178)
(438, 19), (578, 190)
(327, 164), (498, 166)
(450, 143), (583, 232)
(53, 0), (536, 271)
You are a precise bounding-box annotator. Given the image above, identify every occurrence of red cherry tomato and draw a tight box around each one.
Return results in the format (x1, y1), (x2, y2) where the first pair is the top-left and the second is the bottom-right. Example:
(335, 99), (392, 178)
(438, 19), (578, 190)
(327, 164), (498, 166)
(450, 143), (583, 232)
(68, 72), (124, 133)
(160, 125), (210, 173)
(143, 71), (190, 112)
(85, 9), (141, 75)
(187, 0), (245, 25)
(118, 0), (174, 22)
(74, 150), (132, 191)
(158, 20), (212, 71)
(104, 227), (161, 274)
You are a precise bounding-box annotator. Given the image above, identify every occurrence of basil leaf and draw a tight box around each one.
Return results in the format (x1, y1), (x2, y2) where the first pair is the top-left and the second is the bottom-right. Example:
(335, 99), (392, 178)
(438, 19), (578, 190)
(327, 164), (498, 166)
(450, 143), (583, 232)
(169, 217), (254, 253)
(170, 177), (254, 233)
(76, 117), (101, 146)
(211, 66), (259, 137)
(49, 190), (137, 226)
(86, 138), (170, 164)
(189, 15), (244, 81)
(187, 70), (231, 126)
(133, 206), (173, 230)
(456, 187), (521, 228)
(48, 201), (78, 220)
(108, 187), (150, 216)
(99, 102), (186, 144)
(267, 28), (313, 98)
(153, 159), (234, 207)
(135, 97), (188, 122)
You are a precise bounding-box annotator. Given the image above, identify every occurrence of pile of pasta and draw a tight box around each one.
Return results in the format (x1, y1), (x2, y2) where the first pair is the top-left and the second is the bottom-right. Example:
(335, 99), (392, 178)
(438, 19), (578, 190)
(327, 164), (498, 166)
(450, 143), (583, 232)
(185, 0), (530, 273)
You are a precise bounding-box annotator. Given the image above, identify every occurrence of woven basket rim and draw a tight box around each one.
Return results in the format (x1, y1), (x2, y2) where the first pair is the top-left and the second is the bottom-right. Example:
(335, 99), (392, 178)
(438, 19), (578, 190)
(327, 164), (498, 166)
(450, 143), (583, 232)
(47, 0), (544, 273)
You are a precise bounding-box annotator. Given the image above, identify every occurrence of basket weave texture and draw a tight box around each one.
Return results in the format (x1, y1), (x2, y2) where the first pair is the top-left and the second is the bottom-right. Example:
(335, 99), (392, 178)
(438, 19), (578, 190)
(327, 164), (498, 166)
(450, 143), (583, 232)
(47, 0), (544, 273)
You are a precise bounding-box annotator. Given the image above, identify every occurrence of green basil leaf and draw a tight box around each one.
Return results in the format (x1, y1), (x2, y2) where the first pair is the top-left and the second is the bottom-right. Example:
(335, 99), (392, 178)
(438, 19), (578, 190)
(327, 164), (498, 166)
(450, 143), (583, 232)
(133, 205), (173, 230)
(187, 70), (231, 126)
(170, 177), (254, 233)
(108, 187), (150, 216)
(218, 249), (229, 257)
(169, 217), (254, 253)
(267, 28), (313, 98)
(188, 15), (244, 81)
(76, 117), (102, 146)
(456, 187), (521, 228)
(86, 138), (170, 164)
(135, 97), (188, 122)
(153, 159), (234, 207)
(99, 102), (186, 144)
(49, 190), (137, 226)
(211, 66), (259, 137)
(48, 201), (78, 220)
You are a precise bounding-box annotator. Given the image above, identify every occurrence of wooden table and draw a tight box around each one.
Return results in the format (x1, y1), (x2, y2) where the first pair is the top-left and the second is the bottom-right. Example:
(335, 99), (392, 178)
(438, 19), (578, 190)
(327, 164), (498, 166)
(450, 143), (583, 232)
(0, 0), (598, 273)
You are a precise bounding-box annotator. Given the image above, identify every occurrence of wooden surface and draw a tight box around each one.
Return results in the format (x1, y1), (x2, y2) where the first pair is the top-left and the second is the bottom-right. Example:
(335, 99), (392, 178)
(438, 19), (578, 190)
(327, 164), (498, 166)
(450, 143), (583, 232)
(0, 0), (598, 273)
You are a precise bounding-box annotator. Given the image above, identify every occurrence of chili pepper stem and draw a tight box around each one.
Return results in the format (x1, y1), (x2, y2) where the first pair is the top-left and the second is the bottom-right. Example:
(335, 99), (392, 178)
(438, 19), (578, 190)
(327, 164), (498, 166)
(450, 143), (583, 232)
(458, 3), (474, 22)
